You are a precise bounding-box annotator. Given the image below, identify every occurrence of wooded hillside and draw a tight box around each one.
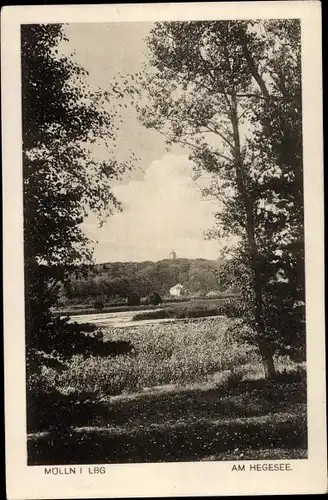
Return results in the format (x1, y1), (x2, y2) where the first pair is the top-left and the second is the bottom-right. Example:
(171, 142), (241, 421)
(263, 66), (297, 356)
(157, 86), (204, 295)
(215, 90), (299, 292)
(62, 258), (231, 303)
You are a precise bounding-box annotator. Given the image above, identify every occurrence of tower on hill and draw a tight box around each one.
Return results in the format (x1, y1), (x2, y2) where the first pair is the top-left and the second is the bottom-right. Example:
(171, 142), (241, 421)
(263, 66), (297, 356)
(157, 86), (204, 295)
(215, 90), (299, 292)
(169, 249), (177, 260)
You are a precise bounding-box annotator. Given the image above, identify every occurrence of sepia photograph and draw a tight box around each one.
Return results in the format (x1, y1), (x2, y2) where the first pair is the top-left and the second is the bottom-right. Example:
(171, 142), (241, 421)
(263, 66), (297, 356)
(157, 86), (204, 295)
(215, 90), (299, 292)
(2, 2), (326, 498)
(24, 16), (308, 466)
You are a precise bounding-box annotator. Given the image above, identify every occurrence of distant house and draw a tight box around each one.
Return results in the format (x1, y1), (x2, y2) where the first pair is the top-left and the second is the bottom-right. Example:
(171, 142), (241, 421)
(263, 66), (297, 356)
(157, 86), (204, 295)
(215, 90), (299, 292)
(169, 283), (185, 297)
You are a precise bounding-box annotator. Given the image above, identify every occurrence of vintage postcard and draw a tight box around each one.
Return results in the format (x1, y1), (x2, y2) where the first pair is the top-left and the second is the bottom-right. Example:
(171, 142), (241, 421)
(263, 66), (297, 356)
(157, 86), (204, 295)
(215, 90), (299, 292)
(2, 1), (326, 498)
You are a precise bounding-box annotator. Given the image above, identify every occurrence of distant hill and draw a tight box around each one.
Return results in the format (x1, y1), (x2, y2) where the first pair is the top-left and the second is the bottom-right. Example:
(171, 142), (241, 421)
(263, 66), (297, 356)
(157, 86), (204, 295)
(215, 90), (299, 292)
(62, 257), (230, 303)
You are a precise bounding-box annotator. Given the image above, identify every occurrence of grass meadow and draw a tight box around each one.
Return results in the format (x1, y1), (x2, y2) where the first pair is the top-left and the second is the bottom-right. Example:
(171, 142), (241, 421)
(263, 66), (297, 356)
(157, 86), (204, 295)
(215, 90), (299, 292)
(52, 295), (240, 318)
(28, 316), (307, 464)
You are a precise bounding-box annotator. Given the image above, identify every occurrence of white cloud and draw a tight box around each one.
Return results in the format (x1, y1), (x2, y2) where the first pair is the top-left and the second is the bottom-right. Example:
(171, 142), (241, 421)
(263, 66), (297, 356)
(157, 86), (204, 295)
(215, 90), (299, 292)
(59, 24), (237, 263)
(82, 153), (224, 262)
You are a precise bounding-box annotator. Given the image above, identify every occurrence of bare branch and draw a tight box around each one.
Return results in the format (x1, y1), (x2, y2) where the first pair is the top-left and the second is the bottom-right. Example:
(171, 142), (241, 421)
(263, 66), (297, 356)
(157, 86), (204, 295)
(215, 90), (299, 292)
(205, 121), (234, 150)
(155, 128), (233, 164)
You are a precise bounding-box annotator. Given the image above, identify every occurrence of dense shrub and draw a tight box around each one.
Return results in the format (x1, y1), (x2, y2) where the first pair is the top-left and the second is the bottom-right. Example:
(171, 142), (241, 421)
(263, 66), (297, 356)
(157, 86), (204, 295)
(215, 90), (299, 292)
(132, 298), (238, 321)
(27, 317), (108, 361)
(147, 292), (162, 306)
(27, 332), (136, 433)
(216, 299), (244, 318)
(133, 309), (169, 321)
(127, 293), (141, 306)
(94, 300), (104, 311)
(176, 301), (218, 319)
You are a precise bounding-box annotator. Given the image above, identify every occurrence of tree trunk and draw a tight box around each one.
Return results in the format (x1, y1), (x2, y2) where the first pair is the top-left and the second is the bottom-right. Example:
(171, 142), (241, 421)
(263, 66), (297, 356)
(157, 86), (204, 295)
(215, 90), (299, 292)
(258, 341), (276, 379)
(237, 30), (270, 99)
(230, 91), (276, 379)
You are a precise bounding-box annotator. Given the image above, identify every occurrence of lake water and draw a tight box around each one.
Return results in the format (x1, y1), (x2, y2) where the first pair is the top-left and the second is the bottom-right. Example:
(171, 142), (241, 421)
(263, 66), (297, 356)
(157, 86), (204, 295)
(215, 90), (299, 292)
(68, 309), (224, 329)
(68, 309), (176, 328)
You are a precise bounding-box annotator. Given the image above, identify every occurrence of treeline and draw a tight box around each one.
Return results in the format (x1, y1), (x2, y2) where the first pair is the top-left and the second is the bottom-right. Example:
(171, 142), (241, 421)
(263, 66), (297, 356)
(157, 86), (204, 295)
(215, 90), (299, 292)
(61, 258), (231, 303)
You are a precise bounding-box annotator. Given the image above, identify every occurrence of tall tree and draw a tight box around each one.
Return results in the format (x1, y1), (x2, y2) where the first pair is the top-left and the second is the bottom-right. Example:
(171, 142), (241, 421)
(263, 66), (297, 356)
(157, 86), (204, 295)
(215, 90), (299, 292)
(243, 20), (305, 361)
(22, 24), (135, 354)
(132, 20), (303, 377)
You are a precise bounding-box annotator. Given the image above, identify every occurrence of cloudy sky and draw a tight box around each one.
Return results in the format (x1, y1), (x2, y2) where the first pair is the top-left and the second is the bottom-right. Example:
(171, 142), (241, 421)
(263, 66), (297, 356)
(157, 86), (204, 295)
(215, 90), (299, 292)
(61, 23), (223, 263)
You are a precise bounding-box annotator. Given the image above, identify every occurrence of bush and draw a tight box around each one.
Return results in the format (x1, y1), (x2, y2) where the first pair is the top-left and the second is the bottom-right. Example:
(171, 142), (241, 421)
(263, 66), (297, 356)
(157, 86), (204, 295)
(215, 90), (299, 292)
(216, 299), (244, 318)
(127, 293), (141, 306)
(132, 299), (236, 321)
(226, 371), (243, 389)
(27, 316), (110, 360)
(94, 300), (104, 311)
(133, 309), (169, 321)
(272, 365), (306, 384)
(147, 292), (162, 306)
(178, 301), (218, 319)
(27, 332), (136, 433)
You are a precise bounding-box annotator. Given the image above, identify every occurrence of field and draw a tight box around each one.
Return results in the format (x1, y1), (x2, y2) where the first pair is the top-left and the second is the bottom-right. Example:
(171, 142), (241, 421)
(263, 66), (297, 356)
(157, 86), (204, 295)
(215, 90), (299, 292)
(52, 295), (240, 318)
(132, 298), (242, 321)
(28, 316), (307, 464)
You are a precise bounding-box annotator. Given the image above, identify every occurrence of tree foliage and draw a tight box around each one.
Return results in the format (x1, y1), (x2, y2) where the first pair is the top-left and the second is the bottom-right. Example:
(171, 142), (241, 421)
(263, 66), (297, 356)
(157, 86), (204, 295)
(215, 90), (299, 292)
(22, 24), (135, 355)
(131, 20), (304, 375)
(63, 258), (226, 303)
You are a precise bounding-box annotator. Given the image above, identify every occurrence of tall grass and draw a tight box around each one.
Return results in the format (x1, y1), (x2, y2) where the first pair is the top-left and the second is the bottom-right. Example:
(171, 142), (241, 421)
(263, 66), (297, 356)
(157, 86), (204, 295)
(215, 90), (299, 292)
(39, 317), (305, 404)
(41, 317), (258, 399)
